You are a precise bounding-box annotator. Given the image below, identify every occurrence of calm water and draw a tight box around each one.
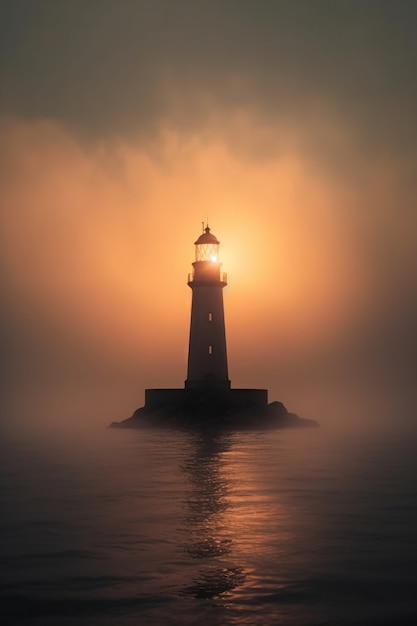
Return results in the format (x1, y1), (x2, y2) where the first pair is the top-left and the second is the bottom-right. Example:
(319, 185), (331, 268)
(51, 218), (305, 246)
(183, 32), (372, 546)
(1, 421), (417, 625)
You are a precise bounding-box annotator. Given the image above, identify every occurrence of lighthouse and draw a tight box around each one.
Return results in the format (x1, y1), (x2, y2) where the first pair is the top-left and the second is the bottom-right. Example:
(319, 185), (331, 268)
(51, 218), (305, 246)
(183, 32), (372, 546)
(185, 225), (230, 390)
(110, 222), (320, 429)
(140, 223), (247, 415)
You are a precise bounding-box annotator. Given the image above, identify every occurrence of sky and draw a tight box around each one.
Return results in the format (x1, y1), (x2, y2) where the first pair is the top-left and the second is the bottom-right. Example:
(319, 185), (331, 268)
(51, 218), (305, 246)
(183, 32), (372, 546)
(1, 0), (417, 429)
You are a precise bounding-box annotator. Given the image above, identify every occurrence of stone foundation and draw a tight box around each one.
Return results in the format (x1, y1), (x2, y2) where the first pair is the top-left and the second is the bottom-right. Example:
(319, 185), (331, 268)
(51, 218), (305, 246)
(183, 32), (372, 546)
(144, 388), (268, 412)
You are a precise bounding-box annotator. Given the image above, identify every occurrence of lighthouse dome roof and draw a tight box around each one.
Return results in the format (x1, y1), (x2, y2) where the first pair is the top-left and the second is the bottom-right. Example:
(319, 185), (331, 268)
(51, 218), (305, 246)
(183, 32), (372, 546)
(194, 226), (220, 245)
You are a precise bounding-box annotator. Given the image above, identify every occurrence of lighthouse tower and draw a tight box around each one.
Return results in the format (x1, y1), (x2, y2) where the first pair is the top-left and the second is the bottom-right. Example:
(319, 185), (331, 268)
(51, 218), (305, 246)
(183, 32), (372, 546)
(110, 221), (293, 428)
(185, 225), (230, 390)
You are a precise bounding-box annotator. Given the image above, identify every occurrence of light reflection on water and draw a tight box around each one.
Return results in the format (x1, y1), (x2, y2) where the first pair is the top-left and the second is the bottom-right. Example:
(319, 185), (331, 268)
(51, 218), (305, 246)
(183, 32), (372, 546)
(176, 430), (318, 624)
(180, 433), (244, 599)
(1, 424), (417, 625)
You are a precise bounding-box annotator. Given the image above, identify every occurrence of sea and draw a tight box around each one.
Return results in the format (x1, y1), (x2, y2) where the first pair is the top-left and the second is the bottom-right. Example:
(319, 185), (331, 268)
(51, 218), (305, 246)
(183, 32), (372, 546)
(1, 417), (417, 626)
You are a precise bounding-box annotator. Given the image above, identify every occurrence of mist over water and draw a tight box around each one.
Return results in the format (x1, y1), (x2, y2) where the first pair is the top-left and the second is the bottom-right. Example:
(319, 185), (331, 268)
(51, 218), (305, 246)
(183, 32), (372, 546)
(2, 414), (417, 626)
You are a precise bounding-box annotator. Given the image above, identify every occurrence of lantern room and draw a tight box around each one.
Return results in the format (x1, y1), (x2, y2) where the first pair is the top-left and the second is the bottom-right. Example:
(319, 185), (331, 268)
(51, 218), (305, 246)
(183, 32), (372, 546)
(194, 226), (220, 262)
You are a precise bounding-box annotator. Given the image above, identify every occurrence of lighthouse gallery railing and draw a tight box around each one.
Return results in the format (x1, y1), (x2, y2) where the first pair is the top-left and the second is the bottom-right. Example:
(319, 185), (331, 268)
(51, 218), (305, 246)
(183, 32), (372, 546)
(188, 272), (227, 283)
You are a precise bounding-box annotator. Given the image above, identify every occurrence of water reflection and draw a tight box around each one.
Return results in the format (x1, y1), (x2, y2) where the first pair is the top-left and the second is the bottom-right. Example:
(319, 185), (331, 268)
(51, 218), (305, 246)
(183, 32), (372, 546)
(182, 566), (246, 600)
(180, 432), (246, 599)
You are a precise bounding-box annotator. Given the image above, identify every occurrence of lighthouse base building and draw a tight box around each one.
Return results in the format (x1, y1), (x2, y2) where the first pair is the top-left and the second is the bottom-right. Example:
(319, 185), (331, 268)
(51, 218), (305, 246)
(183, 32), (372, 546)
(110, 226), (317, 430)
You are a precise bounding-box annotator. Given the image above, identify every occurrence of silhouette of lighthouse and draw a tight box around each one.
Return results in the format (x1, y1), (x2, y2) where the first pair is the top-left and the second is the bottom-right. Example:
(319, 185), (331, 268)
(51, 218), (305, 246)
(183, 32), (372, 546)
(110, 222), (317, 428)
(186, 225), (230, 390)
(112, 223), (315, 428)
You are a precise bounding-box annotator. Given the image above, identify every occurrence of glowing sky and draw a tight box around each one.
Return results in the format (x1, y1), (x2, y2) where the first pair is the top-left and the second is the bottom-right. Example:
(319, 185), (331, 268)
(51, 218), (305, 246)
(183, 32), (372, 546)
(1, 1), (416, 426)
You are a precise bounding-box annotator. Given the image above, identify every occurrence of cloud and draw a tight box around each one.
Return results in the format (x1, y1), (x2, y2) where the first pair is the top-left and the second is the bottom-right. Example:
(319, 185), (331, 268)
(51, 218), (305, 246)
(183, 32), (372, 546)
(1, 1), (416, 155)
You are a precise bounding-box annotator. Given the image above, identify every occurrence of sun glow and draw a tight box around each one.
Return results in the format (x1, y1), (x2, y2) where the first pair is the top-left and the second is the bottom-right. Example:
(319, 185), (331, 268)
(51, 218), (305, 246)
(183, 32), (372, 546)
(1, 118), (381, 411)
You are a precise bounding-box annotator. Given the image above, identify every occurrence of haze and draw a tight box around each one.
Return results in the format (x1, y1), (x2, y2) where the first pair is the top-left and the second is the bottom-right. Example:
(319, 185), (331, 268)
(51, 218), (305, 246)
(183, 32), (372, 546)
(1, 1), (416, 432)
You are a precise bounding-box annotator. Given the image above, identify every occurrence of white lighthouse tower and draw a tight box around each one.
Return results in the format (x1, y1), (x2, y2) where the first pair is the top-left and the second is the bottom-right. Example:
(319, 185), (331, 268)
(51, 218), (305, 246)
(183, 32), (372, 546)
(185, 225), (230, 390)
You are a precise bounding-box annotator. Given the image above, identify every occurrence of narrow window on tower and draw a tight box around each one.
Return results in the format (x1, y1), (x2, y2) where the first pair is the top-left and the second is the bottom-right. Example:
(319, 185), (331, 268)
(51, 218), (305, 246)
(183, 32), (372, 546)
(208, 345), (213, 355)
(208, 312), (213, 322)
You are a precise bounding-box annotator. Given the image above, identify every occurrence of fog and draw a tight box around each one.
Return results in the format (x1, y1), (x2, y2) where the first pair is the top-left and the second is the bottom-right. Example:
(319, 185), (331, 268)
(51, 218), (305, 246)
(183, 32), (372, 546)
(1, 1), (416, 434)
